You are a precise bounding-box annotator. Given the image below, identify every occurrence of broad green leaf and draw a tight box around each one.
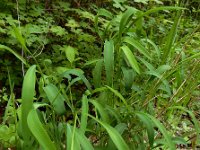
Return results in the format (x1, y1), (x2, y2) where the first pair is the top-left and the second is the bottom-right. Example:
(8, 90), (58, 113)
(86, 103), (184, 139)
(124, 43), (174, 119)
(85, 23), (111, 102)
(21, 65), (36, 141)
(135, 112), (155, 148)
(104, 40), (114, 86)
(123, 37), (152, 60)
(27, 109), (56, 150)
(121, 45), (140, 74)
(43, 84), (66, 115)
(93, 59), (103, 88)
(0, 44), (27, 65)
(91, 87), (107, 96)
(89, 115), (130, 150)
(80, 95), (89, 134)
(65, 46), (76, 63)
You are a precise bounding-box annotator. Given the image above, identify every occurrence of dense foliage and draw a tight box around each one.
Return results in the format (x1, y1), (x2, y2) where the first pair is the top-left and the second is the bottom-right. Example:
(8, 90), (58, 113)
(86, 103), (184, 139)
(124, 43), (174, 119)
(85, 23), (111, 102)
(0, 0), (200, 149)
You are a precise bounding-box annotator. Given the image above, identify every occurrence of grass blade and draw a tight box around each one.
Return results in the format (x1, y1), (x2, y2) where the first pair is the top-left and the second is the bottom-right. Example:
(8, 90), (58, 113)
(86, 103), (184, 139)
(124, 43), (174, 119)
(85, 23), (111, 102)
(121, 45), (140, 74)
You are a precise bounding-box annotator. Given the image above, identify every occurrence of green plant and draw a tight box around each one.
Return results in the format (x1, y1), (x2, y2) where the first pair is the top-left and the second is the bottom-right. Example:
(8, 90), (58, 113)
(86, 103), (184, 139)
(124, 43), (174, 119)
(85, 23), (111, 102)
(0, 0), (199, 149)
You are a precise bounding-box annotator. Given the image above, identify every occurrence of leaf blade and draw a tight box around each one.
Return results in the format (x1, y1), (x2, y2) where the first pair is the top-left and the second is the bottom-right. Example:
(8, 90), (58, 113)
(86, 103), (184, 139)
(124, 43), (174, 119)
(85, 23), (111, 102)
(121, 45), (140, 74)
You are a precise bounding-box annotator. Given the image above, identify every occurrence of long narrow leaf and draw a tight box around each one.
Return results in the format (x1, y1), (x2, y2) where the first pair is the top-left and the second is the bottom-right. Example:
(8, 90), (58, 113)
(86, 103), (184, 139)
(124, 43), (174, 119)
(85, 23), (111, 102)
(21, 65), (36, 141)
(105, 85), (129, 110)
(13, 27), (28, 51)
(107, 123), (127, 150)
(140, 112), (176, 150)
(62, 69), (92, 91)
(162, 8), (182, 63)
(135, 112), (155, 148)
(80, 95), (89, 134)
(93, 59), (103, 88)
(89, 100), (109, 123)
(43, 84), (66, 115)
(75, 129), (94, 150)
(66, 124), (81, 150)
(104, 40), (114, 86)
(121, 45), (140, 74)
(0, 44), (27, 65)
(125, 6), (185, 33)
(27, 109), (56, 150)
(89, 115), (130, 150)
(123, 37), (152, 60)
(119, 7), (137, 37)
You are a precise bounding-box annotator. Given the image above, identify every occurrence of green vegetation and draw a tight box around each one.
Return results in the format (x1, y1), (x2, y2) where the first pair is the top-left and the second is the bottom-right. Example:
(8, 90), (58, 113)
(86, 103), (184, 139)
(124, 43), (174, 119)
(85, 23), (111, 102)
(0, 0), (199, 149)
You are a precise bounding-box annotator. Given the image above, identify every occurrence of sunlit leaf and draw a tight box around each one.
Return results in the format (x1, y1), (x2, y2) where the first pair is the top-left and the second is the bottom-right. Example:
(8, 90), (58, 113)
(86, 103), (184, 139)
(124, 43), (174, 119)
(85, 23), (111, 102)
(121, 45), (140, 74)
(27, 109), (56, 150)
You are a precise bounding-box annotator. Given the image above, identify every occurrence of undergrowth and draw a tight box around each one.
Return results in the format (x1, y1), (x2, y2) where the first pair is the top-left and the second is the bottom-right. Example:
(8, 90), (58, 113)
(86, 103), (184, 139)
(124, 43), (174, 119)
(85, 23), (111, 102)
(0, 0), (200, 149)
